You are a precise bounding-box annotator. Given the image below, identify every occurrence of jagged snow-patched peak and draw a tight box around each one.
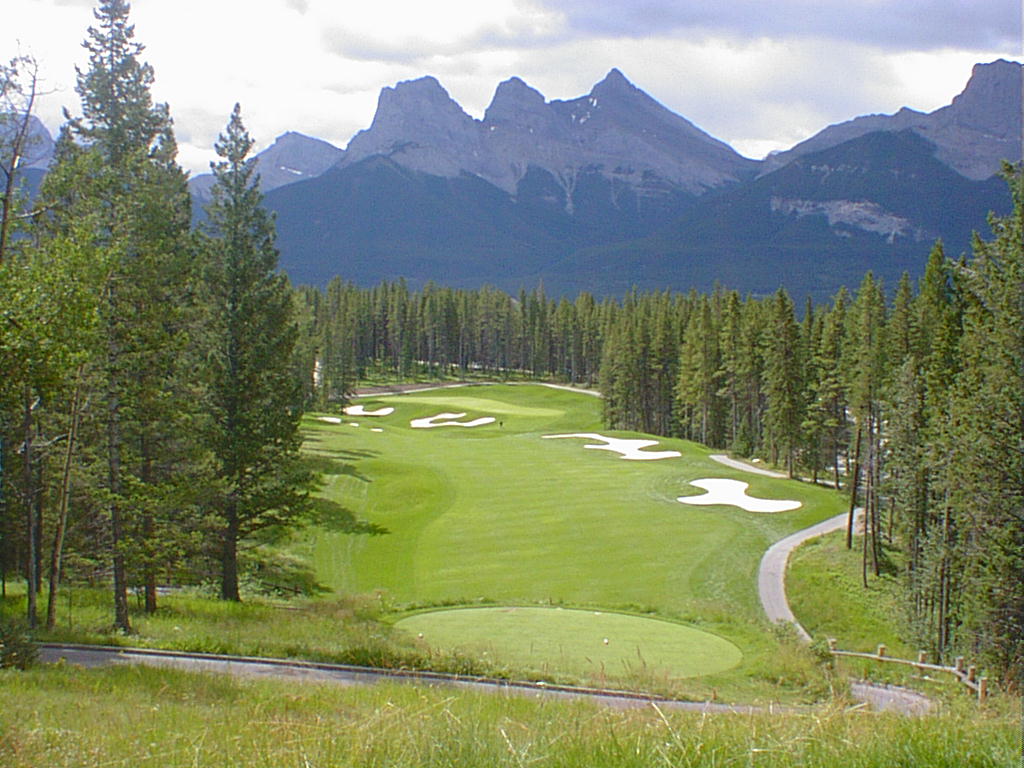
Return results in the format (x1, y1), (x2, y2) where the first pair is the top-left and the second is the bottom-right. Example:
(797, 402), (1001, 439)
(339, 69), (758, 202)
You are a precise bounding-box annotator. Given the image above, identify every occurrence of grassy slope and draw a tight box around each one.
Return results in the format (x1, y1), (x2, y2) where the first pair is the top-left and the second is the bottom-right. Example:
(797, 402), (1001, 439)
(0, 664), (1016, 768)
(787, 531), (910, 656)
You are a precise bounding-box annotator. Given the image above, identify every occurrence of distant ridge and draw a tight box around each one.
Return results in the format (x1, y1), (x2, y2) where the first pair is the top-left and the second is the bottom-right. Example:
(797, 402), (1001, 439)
(16, 60), (1022, 301)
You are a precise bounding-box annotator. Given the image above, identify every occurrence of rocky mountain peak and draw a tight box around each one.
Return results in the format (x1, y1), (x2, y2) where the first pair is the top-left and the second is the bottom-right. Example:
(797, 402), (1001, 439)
(341, 69), (756, 200)
(371, 76), (472, 130)
(0, 114), (54, 170)
(763, 59), (1022, 180)
(342, 75), (480, 178)
(590, 67), (636, 98)
(483, 77), (547, 124)
(944, 59), (1022, 135)
(188, 130), (344, 203)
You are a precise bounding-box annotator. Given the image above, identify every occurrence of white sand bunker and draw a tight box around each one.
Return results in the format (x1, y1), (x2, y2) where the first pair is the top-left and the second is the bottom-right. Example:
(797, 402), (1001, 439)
(344, 405), (395, 417)
(543, 433), (682, 461)
(371, 428), (384, 433)
(410, 412), (496, 429)
(317, 416), (342, 424)
(677, 479), (801, 513)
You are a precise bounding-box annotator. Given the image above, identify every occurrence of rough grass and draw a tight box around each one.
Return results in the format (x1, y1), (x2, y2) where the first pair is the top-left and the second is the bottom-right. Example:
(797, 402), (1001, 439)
(0, 664), (1016, 768)
(787, 531), (910, 656)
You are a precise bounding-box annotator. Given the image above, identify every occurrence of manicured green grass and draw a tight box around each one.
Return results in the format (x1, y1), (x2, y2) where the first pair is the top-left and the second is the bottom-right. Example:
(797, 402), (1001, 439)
(301, 383), (848, 691)
(396, 606), (742, 680)
(0, 664), (1016, 767)
(307, 384), (843, 613)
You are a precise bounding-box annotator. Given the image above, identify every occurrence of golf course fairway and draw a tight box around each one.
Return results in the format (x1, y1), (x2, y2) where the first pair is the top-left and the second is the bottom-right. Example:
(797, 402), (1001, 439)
(302, 383), (846, 683)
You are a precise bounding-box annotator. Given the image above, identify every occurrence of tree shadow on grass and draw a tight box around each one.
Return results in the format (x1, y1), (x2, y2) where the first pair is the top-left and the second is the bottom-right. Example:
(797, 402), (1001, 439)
(309, 498), (388, 536)
(301, 451), (378, 483)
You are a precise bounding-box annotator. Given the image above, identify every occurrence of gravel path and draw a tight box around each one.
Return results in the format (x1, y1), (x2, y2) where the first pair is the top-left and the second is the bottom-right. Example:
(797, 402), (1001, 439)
(709, 454), (788, 478)
(758, 512), (850, 641)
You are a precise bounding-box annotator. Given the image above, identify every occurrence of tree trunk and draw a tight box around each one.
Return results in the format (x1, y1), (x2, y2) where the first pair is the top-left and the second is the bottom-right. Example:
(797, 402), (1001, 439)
(140, 437), (157, 614)
(33, 456), (44, 593)
(107, 386), (131, 634)
(220, 500), (241, 601)
(846, 421), (863, 550)
(46, 371), (84, 630)
(865, 410), (880, 579)
(21, 386), (38, 629)
(0, 67), (38, 267)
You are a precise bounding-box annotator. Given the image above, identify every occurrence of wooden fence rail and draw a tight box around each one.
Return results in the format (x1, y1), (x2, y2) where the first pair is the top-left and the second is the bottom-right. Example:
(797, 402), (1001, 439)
(827, 639), (988, 702)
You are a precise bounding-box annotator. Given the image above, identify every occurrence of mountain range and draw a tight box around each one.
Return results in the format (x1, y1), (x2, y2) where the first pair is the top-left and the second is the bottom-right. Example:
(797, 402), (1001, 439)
(22, 60), (1024, 300)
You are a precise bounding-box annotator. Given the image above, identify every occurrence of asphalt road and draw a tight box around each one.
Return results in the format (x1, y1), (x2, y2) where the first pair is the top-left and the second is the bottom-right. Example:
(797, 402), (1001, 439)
(38, 643), (761, 714)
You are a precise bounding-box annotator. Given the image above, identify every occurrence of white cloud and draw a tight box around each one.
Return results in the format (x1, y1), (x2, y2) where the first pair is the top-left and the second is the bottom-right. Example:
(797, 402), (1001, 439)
(4, 0), (1020, 174)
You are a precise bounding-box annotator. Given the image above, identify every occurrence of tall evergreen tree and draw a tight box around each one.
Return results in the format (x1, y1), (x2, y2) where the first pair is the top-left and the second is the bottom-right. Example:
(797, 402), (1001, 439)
(762, 288), (805, 477)
(942, 165), (1024, 686)
(43, 0), (194, 631)
(201, 104), (309, 602)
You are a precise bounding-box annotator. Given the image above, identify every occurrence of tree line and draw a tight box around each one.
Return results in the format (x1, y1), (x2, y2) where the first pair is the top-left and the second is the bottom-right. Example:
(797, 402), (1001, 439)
(1, 0), (314, 633)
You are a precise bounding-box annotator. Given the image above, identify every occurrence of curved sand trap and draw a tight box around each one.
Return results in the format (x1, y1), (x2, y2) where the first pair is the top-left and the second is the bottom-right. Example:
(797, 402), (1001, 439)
(344, 405), (395, 417)
(677, 478), (801, 513)
(397, 606), (741, 679)
(317, 416), (342, 424)
(543, 433), (681, 461)
(410, 412), (496, 429)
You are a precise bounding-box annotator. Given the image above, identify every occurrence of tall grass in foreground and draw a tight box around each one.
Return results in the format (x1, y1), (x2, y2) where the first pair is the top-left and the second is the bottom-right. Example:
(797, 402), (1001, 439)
(0, 664), (1017, 768)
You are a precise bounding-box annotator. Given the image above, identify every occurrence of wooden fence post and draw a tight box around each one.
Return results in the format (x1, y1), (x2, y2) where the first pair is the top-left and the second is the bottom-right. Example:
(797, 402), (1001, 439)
(978, 677), (987, 703)
(876, 644), (886, 658)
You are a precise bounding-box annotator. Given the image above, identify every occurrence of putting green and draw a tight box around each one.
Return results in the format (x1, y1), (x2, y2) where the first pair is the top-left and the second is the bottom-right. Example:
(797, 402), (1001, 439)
(380, 393), (563, 418)
(396, 606), (743, 679)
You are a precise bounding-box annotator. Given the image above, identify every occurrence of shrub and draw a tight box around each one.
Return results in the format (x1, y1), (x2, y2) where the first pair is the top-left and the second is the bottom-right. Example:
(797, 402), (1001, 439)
(0, 620), (38, 669)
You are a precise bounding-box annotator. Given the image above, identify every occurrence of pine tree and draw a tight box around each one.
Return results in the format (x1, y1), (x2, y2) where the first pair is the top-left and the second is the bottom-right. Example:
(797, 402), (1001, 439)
(43, 0), (195, 631)
(941, 165), (1024, 687)
(677, 297), (722, 445)
(762, 288), (805, 476)
(201, 104), (310, 602)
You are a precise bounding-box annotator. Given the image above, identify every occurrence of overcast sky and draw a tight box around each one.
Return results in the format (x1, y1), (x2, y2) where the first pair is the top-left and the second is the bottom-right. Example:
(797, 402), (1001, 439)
(7, 0), (1022, 175)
